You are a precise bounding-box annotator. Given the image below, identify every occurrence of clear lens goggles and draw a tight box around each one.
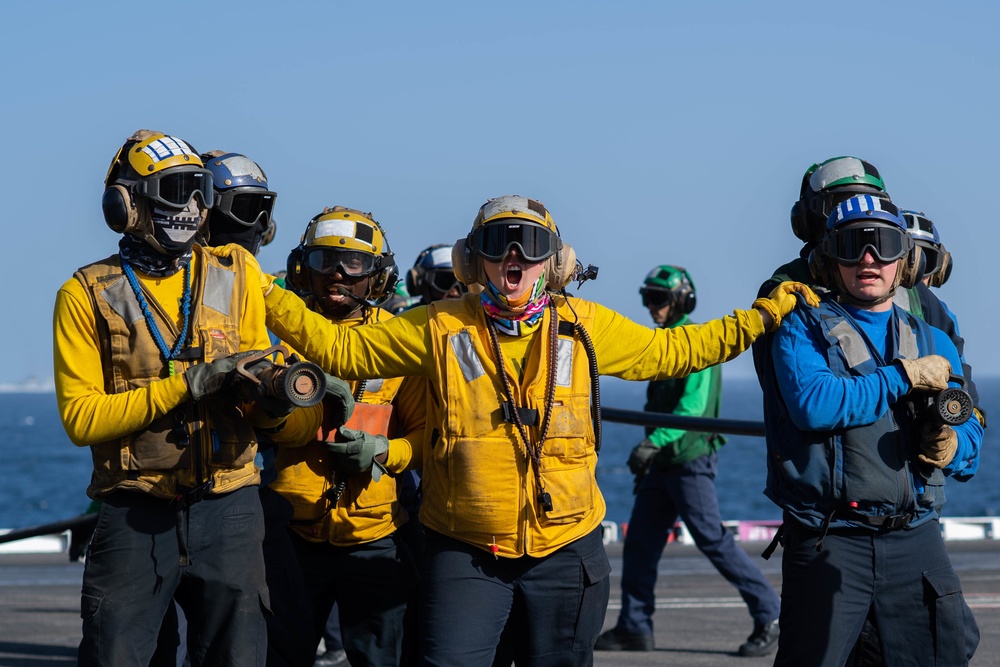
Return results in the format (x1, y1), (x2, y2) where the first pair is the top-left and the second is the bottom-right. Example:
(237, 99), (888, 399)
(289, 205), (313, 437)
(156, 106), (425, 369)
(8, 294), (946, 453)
(135, 169), (214, 209)
(823, 225), (911, 265)
(304, 248), (377, 277)
(215, 188), (276, 227)
(427, 269), (465, 295)
(472, 222), (558, 262)
(640, 287), (672, 308)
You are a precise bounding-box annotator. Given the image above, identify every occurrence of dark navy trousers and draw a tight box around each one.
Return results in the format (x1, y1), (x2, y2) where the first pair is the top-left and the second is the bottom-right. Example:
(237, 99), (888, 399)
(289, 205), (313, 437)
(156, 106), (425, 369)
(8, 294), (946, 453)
(775, 518), (978, 667)
(419, 527), (610, 667)
(78, 486), (268, 667)
(616, 453), (781, 635)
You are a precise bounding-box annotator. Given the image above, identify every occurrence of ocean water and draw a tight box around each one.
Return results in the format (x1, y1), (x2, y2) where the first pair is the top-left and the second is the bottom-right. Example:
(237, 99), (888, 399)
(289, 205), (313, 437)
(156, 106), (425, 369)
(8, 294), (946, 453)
(1, 378), (998, 531)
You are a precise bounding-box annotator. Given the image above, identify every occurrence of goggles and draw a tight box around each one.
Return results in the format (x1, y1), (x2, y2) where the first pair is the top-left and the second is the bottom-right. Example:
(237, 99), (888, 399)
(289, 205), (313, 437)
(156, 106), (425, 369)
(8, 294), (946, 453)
(304, 248), (378, 277)
(214, 188), (276, 227)
(471, 221), (559, 262)
(640, 287), (673, 309)
(134, 168), (214, 210)
(426, 269), (465, 295)
(821, 225), (912, 265)
(915, 243), (943, 276)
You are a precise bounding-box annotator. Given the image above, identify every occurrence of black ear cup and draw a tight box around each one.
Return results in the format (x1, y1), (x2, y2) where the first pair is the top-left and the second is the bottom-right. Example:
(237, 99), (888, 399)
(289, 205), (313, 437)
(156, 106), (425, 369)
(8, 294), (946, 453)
(451, 236), (479, 286)
(405, 267), (422, 296)
(807, 247), (831, 288)
(102, 185), (139, 234)
(285, 245), (307, 295)
(369, 252), (398, 303)
(681, 291), (697, 314)
(790, 200), (810, 243)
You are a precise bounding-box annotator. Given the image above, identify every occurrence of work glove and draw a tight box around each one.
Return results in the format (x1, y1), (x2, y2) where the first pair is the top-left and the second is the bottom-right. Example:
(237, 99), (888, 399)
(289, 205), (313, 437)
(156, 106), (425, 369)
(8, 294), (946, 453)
(627, 439), (660, 476)
(323, 373), (356, 427)
(751, 281), (820, 332)
(898, 356), (952, 393)
(184, 355), (243, 401)
(916, 422), (958, 469)
(324, 427), (389, 481)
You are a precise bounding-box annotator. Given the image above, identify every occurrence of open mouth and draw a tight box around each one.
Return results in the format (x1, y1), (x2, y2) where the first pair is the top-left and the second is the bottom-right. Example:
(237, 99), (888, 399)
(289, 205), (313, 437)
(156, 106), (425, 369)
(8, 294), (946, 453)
(506, 265), (523, 286)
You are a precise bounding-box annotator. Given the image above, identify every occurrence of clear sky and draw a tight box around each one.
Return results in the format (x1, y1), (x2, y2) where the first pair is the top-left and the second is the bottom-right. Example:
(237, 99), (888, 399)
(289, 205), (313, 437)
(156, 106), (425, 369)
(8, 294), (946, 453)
(2, 1), (997, 387)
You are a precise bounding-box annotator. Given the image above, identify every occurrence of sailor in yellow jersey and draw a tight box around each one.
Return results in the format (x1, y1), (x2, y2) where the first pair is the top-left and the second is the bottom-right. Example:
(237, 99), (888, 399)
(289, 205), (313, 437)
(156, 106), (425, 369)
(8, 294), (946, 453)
(264, 207), (426, 667)
(54, 130), (319, 667)
(250, 195), (818, 666)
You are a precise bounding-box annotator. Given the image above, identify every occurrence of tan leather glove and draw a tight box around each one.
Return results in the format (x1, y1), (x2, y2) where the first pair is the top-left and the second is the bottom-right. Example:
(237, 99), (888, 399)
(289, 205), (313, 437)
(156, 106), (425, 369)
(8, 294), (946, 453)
(751, 281), (821, 332)
(917, 422), (958, 469)
(898, 356), (952, 393)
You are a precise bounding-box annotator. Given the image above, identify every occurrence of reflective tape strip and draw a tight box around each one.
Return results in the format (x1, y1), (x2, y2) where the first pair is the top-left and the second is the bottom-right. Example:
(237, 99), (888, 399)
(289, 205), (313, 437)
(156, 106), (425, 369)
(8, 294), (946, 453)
(202, 264), (235, 316)
(829, 320), (872, 369)
(556, 338), (574, 387)
(101, 276), (143, 325)
(450, 330), (485, 383)
(898, 320), (919, 361)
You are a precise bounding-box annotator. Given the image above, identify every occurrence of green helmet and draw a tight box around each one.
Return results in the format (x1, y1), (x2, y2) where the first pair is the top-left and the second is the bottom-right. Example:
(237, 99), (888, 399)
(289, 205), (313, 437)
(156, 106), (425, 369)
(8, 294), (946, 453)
(790, 156), (889, 244)
(639, 265), (696, 315)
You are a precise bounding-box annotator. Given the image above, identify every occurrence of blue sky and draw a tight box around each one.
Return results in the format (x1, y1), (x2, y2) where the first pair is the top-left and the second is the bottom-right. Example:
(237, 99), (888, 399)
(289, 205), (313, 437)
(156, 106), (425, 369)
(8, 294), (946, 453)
(1, 1), (997, 387)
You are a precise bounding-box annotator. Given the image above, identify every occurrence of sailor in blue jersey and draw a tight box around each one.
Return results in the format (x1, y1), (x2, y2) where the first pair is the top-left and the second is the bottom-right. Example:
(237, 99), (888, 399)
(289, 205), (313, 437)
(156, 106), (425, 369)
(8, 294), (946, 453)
(761, 195), (984, 666)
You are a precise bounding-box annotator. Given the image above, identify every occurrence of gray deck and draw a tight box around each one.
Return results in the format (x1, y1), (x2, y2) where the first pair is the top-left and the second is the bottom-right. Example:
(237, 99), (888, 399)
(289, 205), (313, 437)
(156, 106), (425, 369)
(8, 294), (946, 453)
(1, 539), (998, 666)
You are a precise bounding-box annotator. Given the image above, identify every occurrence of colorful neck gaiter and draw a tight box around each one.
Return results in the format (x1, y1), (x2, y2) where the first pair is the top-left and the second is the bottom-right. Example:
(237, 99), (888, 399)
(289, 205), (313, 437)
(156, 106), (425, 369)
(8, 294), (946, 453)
(480, 273), (549, 336)
(118, 234), (188, 277)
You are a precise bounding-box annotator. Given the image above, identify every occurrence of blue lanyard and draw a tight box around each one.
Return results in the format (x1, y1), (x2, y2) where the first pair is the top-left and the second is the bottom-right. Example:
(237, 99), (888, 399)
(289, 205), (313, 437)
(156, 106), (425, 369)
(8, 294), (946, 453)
(121, 259), (192, 376)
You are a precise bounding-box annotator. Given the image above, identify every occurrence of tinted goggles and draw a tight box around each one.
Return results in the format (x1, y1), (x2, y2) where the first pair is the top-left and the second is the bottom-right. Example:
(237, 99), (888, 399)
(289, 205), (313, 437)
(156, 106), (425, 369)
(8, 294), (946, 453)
(822, 225), (912, 265)
(215, 188), (276, 227)
(471, 222), (558, 262)
(640, 287), (673, 309)
(427, 269), (465, 295)
(134, 169), (214, 209)
(304, 248), (377, 277)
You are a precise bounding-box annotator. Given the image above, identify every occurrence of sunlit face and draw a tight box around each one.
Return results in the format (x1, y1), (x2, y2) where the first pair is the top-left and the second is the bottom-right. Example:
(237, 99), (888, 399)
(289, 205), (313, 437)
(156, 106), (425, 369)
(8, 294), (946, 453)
(482, 247), (546, 300)
(837, 251), (898, 311)
(309, 267), (370, 319)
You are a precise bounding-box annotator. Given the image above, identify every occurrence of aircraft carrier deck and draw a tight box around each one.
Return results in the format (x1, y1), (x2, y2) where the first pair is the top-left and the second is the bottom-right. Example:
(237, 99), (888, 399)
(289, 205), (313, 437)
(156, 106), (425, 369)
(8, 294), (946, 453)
(1, 537), (998, 666)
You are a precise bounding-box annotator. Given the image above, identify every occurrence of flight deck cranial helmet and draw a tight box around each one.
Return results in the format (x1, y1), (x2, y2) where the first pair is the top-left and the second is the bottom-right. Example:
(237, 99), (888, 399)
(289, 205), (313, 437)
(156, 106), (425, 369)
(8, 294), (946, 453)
(286, 206), (397, 303)
(407, 243), (468, 303)
(452, 195), (577, 290)
(902, 210), (952, 287)
(790, 157), (889, 245)
(639, 265), (696, 325)
(809, 194), (923, 303)
(201, 151), (277, 256)
(102, 130), (213, 255)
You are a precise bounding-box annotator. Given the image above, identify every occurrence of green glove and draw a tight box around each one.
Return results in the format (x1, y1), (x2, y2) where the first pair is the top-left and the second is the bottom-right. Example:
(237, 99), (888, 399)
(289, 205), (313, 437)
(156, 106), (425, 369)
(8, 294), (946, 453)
(898, 356), (952, 393)
(324, 427), (389, 480)
(627, 438), (660, 476)
(184, 355), (243, 401)
(323, 373), (355, 426)
(751, 281), (821, 332)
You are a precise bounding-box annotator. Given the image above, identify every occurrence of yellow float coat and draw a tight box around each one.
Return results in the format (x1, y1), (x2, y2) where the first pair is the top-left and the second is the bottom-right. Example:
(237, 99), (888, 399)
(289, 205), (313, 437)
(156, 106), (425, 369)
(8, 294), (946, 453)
(264, 288), (765, 557)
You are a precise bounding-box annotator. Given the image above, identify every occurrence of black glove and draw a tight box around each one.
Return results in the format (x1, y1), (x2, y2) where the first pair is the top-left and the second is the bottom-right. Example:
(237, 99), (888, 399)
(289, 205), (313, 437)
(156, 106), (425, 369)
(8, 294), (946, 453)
(627, 438), (660, 476)
(184, 355), (243, 401)
(323, 373), (355, 426)
(324, 427), (389, 480)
